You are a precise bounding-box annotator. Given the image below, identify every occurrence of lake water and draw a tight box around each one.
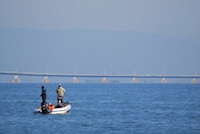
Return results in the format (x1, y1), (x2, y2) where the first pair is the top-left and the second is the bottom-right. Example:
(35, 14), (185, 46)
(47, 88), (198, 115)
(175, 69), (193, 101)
(0, 83), (200, 134)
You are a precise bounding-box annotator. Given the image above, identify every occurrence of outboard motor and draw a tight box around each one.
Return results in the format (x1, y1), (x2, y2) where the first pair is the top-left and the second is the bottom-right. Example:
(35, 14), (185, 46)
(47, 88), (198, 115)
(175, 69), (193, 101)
(41, 102), (49, 114)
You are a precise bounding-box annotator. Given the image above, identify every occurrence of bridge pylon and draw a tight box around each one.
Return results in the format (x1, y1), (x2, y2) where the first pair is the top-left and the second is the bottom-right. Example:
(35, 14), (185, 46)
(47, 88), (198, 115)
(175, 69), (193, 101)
(42, 76), (49, 84)
(131, 77), (138, 83)
(161, 78), (168, 84)
(102, 77), (109, 83)
(191, 78), (198, 84)
(12, 75), (21, 83)
(72, 77), (80, 83)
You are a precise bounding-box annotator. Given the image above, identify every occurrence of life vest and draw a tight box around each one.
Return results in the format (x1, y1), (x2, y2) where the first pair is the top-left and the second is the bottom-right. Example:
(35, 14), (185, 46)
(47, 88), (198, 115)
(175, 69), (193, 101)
(48, 104), (55, 110)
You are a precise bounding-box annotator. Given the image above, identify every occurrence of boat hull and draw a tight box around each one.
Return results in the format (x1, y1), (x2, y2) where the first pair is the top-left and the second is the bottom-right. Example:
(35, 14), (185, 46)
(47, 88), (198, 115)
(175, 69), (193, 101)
(34, 104), (71, 114)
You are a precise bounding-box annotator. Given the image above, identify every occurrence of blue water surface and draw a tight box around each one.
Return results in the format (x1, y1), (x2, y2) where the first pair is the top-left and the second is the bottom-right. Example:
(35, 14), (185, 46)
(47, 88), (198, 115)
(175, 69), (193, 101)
(0, 83), (200, 134)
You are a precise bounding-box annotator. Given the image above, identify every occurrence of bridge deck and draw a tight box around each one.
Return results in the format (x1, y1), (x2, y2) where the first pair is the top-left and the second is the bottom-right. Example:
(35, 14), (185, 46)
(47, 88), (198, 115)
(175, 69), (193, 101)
(0, 71), (200, 79)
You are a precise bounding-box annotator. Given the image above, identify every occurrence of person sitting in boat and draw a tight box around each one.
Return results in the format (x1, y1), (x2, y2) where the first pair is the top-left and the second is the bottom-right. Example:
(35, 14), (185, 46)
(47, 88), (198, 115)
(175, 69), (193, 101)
(40, 86), (46, 104)
(56, 84), (66, 105)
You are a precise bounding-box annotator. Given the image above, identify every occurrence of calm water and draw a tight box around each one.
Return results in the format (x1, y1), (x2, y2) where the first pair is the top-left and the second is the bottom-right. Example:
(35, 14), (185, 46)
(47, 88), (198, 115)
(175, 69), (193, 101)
(0, 83), (200, 134)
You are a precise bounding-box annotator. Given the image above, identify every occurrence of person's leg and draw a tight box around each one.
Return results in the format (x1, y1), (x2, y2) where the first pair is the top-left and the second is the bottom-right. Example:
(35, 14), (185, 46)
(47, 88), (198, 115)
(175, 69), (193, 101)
(62, 96), (64, 103)
(57, 98), (60, 105)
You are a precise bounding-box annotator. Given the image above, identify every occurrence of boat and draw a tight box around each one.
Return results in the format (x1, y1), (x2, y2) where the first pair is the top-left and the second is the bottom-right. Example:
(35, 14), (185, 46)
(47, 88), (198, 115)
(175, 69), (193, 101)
(34, 102), (71, 114)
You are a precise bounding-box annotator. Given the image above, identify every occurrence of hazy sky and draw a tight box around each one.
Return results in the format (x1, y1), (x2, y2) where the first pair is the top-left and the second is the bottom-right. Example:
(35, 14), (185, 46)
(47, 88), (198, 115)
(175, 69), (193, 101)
(0, 0), (200, 82)
(1, 0), (200, 41)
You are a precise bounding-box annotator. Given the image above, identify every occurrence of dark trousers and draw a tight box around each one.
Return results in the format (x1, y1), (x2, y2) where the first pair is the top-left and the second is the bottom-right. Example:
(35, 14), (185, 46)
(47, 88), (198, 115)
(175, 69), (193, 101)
(57, 96), (64, 105)
(42, 97), (46, 103)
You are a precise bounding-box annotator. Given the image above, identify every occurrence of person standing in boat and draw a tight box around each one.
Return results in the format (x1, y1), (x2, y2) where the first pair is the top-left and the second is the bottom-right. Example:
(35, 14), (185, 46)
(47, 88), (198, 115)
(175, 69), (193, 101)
(40, 86), (46, 104)
(56, 84), (66, 105)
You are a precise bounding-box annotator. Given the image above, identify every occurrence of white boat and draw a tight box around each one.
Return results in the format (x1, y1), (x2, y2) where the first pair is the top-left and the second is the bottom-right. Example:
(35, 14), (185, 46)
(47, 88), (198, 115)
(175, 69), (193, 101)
(34, 102), (71, 114)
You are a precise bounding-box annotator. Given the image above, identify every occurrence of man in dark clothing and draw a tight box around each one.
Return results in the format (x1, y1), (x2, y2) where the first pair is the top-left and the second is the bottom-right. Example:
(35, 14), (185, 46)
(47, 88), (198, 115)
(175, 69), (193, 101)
(40, 86), (46, 103)
(40, 86), (49, 114)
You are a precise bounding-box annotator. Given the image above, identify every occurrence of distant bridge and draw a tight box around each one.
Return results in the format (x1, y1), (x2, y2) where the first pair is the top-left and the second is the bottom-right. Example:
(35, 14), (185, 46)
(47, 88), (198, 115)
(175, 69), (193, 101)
(0, 71), (200, 78)
(0, 71), (199, 83)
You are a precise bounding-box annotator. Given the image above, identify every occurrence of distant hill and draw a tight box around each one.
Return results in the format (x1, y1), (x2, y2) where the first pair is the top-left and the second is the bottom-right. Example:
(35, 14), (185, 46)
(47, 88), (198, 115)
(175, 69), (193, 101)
(0, 28), (199, 76)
